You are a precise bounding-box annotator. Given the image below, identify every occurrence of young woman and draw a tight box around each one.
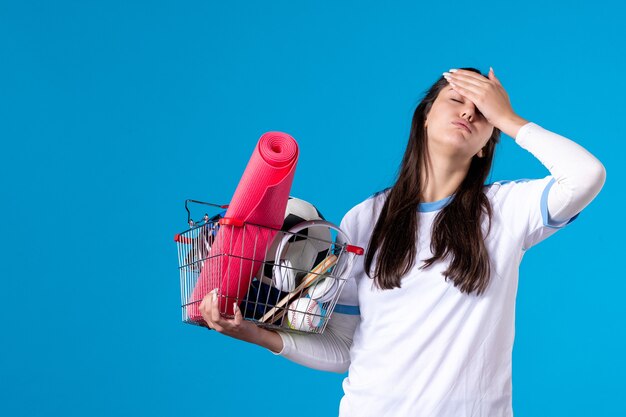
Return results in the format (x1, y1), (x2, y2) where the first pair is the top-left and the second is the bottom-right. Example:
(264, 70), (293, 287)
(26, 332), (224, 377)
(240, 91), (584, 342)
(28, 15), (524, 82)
(199, 67), (606, 416)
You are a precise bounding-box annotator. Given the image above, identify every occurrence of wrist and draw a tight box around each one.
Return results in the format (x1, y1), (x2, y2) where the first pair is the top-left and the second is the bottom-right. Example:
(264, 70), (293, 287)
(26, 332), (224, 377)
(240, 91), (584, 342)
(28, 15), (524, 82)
(247, 325), (284, 354)
(496, 114), (529, 139)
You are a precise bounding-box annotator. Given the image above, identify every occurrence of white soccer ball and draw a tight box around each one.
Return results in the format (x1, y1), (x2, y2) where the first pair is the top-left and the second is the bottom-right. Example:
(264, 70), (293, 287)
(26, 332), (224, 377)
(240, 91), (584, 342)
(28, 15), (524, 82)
(257, 197), (332, 292)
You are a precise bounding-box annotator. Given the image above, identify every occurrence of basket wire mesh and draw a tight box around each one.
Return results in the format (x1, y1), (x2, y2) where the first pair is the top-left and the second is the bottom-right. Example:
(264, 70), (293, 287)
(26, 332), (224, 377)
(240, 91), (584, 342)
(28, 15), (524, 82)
(174, 200), (363, 335)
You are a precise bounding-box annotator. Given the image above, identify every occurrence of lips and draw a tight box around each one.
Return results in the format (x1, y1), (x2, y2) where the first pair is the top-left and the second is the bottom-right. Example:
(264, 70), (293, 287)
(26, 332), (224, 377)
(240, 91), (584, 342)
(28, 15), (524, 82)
(452, 120), (471, 133)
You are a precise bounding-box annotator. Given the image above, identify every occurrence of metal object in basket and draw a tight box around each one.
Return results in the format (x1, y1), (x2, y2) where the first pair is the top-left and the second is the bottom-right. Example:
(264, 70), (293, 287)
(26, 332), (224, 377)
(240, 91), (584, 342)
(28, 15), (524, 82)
(174, 199), (363, 335)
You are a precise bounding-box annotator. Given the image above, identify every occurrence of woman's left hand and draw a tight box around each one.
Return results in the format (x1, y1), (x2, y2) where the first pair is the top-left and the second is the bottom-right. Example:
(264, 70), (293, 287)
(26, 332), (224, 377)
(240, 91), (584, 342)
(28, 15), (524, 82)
(443, 68), (520, 131)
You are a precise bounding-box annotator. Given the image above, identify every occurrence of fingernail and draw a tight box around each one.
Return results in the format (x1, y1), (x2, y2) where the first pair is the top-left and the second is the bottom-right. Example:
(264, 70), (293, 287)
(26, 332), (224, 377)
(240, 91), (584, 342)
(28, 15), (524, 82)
(449, 68), (458, 73)
(213, 291), (217, 301)
(490, 66), (494, 73)
(442, 72), (451, 77)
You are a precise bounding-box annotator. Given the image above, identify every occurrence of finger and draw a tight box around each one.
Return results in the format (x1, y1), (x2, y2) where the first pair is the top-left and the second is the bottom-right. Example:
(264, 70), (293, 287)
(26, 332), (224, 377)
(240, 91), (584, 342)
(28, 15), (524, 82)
(199, 291), (215, 328)
(199, 291), (213, 314)
(209, 291), (220, 330)
(200, 307), (214, 330)
(204, 318), (215, 330)
(449, 68), (489, 83)
(449, 83), (488, 114)
(211, 290), (222, 324)
(448, 79), (481, 103)
(446, 72), (488, 89)
(233, 302), (243, 326)
(488, 67), (502, 85)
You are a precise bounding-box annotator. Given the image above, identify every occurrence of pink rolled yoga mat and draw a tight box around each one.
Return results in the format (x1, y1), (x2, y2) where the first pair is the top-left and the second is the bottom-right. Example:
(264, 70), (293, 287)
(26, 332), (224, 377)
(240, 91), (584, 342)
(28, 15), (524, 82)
(188, 132), (298, 320)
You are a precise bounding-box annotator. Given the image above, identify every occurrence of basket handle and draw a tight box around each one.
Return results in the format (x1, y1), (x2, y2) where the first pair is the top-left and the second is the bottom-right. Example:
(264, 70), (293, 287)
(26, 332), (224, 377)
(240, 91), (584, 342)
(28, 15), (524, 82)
(184, 199), (228, 226)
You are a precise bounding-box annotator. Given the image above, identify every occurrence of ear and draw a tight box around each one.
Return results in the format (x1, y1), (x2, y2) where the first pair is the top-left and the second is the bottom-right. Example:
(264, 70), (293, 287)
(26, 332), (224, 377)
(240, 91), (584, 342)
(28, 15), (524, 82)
(476, 148), (484, 158)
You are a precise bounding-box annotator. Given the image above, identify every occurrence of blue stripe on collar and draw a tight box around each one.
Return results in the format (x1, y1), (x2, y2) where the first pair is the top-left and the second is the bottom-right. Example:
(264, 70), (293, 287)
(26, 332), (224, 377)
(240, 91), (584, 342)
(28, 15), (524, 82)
(418, 195), (454, 212)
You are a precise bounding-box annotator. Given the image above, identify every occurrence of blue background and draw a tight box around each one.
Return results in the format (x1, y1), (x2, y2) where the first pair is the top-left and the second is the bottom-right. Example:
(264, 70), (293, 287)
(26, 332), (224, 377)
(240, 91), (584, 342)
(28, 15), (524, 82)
(1, 1), (623, 416)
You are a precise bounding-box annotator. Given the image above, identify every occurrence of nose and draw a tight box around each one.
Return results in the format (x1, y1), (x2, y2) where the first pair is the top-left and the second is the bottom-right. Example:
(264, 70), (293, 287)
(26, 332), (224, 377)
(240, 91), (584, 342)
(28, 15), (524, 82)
(461, 103), (476, 122)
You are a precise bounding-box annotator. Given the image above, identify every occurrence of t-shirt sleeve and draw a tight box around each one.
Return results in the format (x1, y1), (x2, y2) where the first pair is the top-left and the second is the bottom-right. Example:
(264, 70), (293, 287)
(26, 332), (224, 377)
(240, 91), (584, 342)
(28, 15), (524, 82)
(491, 175), (581, 251)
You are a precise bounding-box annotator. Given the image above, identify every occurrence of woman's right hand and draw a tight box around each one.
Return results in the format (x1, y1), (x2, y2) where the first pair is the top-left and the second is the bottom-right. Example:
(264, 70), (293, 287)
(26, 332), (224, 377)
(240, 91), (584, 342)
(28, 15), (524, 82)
(198, 289), (262, 344)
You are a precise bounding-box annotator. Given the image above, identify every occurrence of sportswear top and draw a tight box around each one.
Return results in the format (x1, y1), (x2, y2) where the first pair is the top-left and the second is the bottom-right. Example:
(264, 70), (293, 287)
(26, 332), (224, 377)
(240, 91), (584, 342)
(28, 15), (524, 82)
(268, 122), (606, 417)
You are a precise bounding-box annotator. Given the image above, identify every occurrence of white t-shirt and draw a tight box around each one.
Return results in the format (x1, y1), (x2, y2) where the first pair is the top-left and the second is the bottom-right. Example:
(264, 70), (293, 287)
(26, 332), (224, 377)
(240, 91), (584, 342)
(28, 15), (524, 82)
(335, 176), (576, 417)
(270, 122), (606, 417)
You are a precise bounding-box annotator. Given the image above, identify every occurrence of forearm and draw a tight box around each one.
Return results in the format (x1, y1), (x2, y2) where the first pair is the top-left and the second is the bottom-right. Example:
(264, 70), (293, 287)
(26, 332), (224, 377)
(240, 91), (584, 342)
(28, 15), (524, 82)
(264, 313), (359, 374)
(496, 113), (529, 139)
(254, 327), (284, 354)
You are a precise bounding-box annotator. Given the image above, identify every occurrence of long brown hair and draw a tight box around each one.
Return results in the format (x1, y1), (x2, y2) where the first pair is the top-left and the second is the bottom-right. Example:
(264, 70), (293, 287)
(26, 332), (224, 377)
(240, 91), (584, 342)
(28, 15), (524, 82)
(365, 68), (501, 295)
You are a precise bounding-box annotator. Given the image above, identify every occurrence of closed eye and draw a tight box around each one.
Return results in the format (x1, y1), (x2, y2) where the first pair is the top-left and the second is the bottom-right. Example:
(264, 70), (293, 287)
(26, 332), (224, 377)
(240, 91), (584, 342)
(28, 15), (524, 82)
(451, 98), (484, 118)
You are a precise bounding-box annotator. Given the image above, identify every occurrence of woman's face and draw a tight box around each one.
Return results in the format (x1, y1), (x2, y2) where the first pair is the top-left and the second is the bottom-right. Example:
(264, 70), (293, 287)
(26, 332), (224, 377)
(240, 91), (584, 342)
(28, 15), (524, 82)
(424, 85), (494, 160)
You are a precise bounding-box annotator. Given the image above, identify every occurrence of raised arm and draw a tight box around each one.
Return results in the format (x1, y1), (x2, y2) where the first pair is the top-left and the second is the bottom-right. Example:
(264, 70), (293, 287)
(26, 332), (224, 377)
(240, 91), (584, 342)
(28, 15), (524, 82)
(513, 122), (606, 223)
(443, 67), (606, 223)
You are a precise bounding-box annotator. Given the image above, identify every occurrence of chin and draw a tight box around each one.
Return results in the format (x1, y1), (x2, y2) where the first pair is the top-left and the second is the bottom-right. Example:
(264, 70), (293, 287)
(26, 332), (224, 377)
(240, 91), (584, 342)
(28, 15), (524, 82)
(442, 131), (468, 144)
